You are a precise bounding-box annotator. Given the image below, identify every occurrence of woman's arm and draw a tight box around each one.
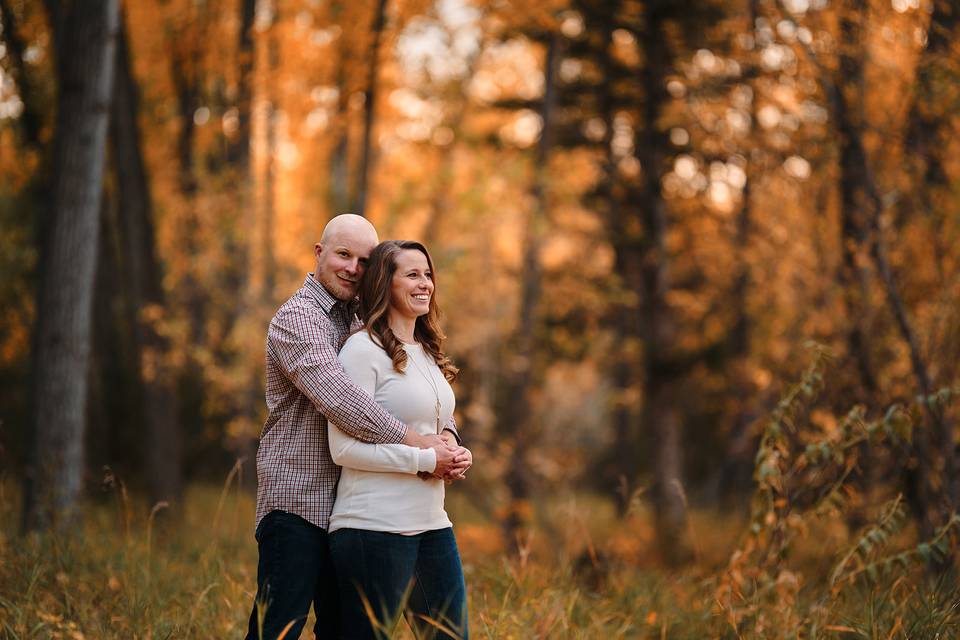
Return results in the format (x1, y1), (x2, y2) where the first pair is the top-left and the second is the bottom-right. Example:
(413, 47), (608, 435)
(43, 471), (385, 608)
(328, 422), (436, 474)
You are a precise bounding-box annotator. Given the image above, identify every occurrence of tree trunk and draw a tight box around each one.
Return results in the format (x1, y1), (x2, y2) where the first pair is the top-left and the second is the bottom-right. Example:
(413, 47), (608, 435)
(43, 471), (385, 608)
(904, 0), (959, 513)
(501, 32), (560, 550)
(904, 0), (955, 247)
(714, 0), (761, 503)
(167, 16), (208, 345)
(329, 119), (351, 215)
(326, 2), (354, 215)
(111, 13), (182, 508)
(903, 1), (959, 507)
(832, 1), (951, 537)
(353, 0), (388, 217)
(171, 54), (199, 197)
(24, 0), (119, 531)
(91, 185), (143, 480)
(229, 0), (257, 170)
(589, 0), (642, 513)
(834, 5), (880, 404)
(636, 5), (687, 564)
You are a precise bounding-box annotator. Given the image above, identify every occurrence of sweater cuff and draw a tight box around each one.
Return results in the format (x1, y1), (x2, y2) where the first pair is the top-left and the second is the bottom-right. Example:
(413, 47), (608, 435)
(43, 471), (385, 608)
(417, 448), (437, 473)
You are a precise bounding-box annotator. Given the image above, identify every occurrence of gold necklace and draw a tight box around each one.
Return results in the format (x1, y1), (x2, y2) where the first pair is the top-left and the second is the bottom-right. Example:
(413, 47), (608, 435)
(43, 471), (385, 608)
(406, 343), (443, 434)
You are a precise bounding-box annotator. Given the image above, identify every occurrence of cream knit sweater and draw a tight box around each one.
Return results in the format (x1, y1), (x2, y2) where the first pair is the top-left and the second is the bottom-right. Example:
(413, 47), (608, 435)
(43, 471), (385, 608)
(328, 331), (454, 534)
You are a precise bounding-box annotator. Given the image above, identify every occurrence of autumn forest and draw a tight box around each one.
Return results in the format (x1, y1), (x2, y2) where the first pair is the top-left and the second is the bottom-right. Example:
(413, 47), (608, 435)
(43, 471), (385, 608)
(1, 0), (959, 637)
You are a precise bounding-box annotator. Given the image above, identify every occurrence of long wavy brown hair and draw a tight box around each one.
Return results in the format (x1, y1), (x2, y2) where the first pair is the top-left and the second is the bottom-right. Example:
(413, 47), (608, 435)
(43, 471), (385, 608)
(358, 240), (458, 381)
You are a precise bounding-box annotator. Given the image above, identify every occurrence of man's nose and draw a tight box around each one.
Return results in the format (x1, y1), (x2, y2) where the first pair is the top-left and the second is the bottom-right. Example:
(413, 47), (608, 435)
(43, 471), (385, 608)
(344, 259), (360, 274)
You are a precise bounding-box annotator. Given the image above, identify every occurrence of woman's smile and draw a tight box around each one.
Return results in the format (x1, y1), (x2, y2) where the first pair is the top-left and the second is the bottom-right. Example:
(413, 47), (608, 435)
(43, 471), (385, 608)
(390, 249), (435, 321)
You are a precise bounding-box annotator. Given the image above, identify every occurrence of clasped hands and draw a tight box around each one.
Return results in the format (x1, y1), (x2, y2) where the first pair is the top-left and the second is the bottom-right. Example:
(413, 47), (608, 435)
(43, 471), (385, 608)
(414, 431), (472, 482)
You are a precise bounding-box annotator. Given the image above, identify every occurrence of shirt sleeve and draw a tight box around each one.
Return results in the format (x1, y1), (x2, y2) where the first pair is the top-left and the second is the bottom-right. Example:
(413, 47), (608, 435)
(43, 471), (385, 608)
(267, 304), (407, 445)
(328, 335), (436, 474)
(442, 415), (461, 445)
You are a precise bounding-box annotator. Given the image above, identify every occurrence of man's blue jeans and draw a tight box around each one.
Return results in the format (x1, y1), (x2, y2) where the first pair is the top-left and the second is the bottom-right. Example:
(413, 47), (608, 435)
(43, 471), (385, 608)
(245, 510), (340, 640)
(329, 527), (469, 640)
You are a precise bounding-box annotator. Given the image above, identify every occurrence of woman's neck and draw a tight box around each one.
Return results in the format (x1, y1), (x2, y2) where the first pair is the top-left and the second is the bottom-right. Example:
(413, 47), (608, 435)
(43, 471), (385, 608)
(388, 312), (417, 344)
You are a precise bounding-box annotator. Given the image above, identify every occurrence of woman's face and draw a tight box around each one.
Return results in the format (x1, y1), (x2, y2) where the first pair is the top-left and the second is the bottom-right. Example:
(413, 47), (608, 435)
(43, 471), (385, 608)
(389, 249), (434, 321)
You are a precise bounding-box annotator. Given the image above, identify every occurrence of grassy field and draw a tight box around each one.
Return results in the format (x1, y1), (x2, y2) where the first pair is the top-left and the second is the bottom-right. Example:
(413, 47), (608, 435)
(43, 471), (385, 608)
(2, 469), (959, 639)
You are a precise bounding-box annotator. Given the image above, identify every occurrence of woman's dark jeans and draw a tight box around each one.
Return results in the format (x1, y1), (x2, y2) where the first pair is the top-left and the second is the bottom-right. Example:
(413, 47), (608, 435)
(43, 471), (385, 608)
(245, 510), (340, 640)
(329, 527), (468, 640)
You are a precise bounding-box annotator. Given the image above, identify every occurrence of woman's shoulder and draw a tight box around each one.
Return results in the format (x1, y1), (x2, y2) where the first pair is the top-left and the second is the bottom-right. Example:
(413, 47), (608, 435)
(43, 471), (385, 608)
(341, 330), (388, 358)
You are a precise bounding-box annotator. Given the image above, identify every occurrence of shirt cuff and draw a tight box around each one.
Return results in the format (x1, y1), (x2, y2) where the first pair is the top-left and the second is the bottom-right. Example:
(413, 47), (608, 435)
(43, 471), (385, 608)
(442, 426), (461, 445)
(417, 447), (437, 473)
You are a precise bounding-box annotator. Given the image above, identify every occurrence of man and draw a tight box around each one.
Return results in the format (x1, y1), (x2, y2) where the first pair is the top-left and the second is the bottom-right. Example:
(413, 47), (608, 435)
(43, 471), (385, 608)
(245, 214), (470, 640)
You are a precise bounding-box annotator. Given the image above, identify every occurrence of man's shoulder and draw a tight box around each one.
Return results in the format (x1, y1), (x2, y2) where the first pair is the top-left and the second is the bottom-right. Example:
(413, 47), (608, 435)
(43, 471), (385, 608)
(270, 288), (330, 332)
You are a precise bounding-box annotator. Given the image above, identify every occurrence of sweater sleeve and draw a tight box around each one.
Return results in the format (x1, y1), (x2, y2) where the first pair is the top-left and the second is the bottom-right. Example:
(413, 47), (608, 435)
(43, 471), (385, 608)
(328, 335), (436, 474)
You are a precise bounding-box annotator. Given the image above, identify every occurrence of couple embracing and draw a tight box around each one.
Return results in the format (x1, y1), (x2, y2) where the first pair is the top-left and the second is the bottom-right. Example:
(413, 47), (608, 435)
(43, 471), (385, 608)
(244, 214), (473, 640)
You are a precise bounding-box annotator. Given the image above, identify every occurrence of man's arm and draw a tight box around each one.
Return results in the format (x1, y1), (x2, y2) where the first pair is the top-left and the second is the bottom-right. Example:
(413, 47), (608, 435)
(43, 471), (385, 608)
(269, 304), (407, 445)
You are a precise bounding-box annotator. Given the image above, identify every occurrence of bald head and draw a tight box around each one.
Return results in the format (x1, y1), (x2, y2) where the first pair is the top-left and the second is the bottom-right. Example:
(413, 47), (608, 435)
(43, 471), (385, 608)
(313, 214), (380, 301)
(320, 213), (378, 247)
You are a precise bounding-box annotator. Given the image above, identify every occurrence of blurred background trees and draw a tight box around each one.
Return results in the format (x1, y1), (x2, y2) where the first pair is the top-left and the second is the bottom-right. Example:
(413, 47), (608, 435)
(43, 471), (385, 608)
(0, 0), (957, 560)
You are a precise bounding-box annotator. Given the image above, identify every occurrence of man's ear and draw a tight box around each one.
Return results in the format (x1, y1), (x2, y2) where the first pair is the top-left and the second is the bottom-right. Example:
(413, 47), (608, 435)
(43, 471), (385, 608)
(314, 243), (323, 258)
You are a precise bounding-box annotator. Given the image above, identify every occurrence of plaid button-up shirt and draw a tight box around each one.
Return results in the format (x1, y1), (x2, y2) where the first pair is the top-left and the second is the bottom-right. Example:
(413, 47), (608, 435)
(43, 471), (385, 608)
(254, 275), (411, 531)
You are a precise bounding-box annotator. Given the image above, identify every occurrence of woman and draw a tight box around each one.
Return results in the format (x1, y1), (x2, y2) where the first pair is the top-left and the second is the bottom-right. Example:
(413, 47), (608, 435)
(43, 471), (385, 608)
(328, 240), (471, 640)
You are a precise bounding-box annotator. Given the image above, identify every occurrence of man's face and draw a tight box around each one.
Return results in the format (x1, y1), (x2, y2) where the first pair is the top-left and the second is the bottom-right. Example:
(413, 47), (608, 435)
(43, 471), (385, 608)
(314, 227), (378, 301)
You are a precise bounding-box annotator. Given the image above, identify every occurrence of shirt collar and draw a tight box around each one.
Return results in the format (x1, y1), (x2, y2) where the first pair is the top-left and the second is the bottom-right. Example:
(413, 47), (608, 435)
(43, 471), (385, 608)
(303, 274), (358, 317)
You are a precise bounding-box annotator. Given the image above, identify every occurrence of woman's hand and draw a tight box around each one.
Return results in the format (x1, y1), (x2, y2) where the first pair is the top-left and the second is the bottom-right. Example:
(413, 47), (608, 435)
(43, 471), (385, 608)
(437, 430), (471, 480)
(416, 438), (472, 482)
(445, 446), (472, 481)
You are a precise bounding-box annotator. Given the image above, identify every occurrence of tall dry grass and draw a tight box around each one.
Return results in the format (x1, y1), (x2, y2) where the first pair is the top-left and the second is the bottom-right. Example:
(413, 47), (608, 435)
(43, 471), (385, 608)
(1, 479), (957, 638)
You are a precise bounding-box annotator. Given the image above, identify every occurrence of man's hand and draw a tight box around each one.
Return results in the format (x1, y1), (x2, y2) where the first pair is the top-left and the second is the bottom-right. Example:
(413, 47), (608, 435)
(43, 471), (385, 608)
(402, 430), (445, 449)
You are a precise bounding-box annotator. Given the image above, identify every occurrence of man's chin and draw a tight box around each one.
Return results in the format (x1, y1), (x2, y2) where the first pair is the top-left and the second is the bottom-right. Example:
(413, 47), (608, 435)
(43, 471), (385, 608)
(317, 276), (356, 301)
(334, 284), (357, 301)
